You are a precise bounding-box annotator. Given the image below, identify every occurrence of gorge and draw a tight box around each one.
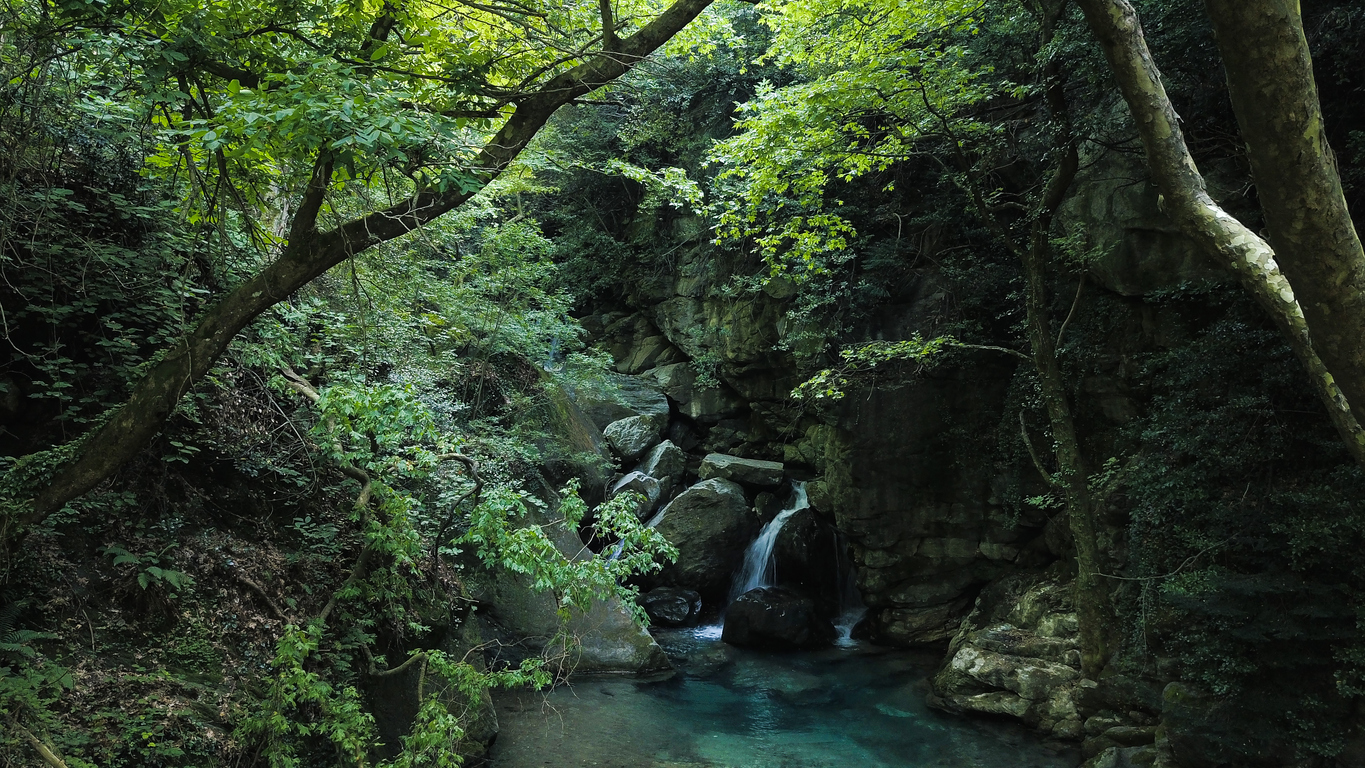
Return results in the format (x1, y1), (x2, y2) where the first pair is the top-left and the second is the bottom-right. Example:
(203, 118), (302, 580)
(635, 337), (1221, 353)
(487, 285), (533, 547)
(4, 0), (1365, 767)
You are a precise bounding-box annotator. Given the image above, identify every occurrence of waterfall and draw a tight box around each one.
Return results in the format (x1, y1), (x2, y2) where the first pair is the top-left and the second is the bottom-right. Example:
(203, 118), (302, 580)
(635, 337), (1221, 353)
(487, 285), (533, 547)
(833, 531), (866, 646)
(728, 481), (809, 603)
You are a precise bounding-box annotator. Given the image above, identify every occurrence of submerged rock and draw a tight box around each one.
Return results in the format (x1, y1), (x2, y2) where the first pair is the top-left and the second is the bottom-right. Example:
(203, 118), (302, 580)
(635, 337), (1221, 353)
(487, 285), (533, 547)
(722, 586), (836, 650)
(698, 452), (784, 488)
(640, 587), (702, 627)
(604, 414), (666, 462)
(649, 478), (753, 595)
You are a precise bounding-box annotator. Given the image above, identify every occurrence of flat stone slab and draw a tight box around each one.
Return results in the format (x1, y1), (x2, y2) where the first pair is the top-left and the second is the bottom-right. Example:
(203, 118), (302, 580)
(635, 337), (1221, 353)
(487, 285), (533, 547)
(698, 453), (784, 487)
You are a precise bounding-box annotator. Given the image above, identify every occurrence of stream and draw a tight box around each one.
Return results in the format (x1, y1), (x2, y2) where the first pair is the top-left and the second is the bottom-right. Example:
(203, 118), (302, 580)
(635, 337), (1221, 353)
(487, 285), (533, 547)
(489, 627), (1082, 768)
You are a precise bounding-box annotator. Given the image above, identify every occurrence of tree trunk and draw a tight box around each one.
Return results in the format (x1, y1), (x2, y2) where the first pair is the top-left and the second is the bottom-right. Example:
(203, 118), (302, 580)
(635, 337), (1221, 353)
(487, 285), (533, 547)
(1029, 6), (1115, 672)
(11, 0), (715, 535)
(1026, 149), (1115, 677)
(1203, 0), (1365, 428)
(1073, 0), (1365, 468)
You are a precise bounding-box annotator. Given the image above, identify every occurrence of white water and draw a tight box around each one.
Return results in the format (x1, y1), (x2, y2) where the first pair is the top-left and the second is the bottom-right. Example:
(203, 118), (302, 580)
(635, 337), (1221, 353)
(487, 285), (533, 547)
(833, 530), (867, 645)
(728, 481), (809, 603)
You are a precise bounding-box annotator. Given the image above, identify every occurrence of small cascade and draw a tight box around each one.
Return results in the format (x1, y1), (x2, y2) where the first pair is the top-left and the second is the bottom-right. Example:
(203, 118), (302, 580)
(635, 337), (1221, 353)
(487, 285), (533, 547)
(728, 481), (809, 603)
(833, 532), (866, 645)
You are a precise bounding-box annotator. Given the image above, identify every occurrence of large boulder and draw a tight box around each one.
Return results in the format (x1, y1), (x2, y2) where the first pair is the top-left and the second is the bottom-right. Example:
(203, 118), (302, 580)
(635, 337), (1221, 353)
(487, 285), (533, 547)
(636, 440), (687, 500)
(722, 586), (836, 650)
(929, 571), (1088, 739)
(650, 478), (754, 595)
(698, 453), (784, 488)
(465, 502), (672, 679)
(609, 471), (662, 520)
(638, 439), (686, 480)
(773, 506), (840, 607)
(603, 415), (666, 463)
(1057, 150), (1229, 296)
(639, 587), (702, 627)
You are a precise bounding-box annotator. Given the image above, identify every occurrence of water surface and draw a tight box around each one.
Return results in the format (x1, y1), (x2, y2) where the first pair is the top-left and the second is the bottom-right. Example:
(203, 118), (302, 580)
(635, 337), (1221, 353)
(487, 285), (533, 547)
(490, 628), (1081, 768)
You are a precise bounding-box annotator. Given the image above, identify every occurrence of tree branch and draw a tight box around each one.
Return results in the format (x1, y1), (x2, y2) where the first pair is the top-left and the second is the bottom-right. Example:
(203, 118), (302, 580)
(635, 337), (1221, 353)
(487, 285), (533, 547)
(12, 0), (715, 538)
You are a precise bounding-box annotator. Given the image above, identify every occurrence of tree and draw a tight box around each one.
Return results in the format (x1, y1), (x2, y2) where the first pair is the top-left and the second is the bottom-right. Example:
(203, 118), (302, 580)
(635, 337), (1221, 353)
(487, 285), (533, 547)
(1204, 0), (1365, 432)
(3, 0), (718, 539)
(1071, 0), (1365, 467)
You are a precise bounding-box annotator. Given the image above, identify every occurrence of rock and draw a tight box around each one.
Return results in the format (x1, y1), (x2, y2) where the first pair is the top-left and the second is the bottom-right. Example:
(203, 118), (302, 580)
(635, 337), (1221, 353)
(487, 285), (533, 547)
(638, 440), (686, 480)
(604, 415), (666, 463)
(945, 645), (1080, 701)
(721, 586), (836, 650)
(928, 571), (1086, 739)
(463, 501), (672, 679)
(698, 453), (784, 487)
(573, 371), (671, 430)
(637, 440), (687, 499)
(639, 587), (701, 627)
(773, 506), (840, 606)
(649, 478), (754, 595)
(594, 313), (687, 375)
(870, 599), (973, 645)
(1104, 726), (1158, 747)
(1082, 746), (1160, 768)
(1161, 682), (1295, 768)
(609, 471), (662, 520)
(541, 382), (615, 505)
(1057, 150), (1228, 296)
(650, 362), (745, 423)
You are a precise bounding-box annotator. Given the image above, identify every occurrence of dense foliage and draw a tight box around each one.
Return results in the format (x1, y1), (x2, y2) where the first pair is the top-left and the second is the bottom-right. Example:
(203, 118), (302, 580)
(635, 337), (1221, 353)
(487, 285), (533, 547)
(7, 0), (1365, 763)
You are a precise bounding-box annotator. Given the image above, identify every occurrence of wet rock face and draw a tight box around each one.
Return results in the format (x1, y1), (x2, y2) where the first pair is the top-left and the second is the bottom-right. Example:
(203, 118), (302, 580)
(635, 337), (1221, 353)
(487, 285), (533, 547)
(571, 370), (671, 430)
(831, 363), (1037, 645)
(772, 507), (841, 611)
(722, 586), (837, 650)
(639, 587), (702, 627)
(649, 478), (755, 596)
(636, 440), (686, 500)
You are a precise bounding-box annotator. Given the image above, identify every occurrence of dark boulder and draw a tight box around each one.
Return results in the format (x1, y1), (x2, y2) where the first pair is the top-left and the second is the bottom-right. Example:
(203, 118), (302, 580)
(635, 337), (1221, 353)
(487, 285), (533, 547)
(721, 587), (836, 650)
(640, 587), (702, 627)
(650, 478), (755, 595)
(773, 506), (841, 609)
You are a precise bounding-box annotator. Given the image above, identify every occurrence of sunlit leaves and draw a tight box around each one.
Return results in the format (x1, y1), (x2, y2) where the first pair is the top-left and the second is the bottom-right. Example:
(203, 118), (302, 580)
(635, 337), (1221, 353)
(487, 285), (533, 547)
(707, 0), (1006, 271)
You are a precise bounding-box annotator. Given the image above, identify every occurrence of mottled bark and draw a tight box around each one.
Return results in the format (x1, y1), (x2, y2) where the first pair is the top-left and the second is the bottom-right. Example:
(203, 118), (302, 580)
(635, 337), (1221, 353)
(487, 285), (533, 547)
(15, 0), (715, 532)
(1074, 0), (1365, 468)
(1203, 0), (1365, 428)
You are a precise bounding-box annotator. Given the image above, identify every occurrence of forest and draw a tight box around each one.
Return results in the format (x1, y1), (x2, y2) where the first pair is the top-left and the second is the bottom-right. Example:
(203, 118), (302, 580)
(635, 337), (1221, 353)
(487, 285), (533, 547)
(4, 0), (1365, 766)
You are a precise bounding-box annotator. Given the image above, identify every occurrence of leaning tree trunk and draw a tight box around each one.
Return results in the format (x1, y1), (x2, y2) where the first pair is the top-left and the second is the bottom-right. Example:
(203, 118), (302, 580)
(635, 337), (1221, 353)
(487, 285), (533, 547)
(7, 0), (715, 538)
(1202, 0), (1365, 430)
(1073, 0), (1365, 469)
